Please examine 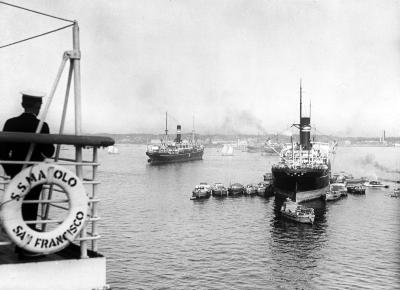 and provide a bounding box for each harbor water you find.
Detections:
[97,145,400,289]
